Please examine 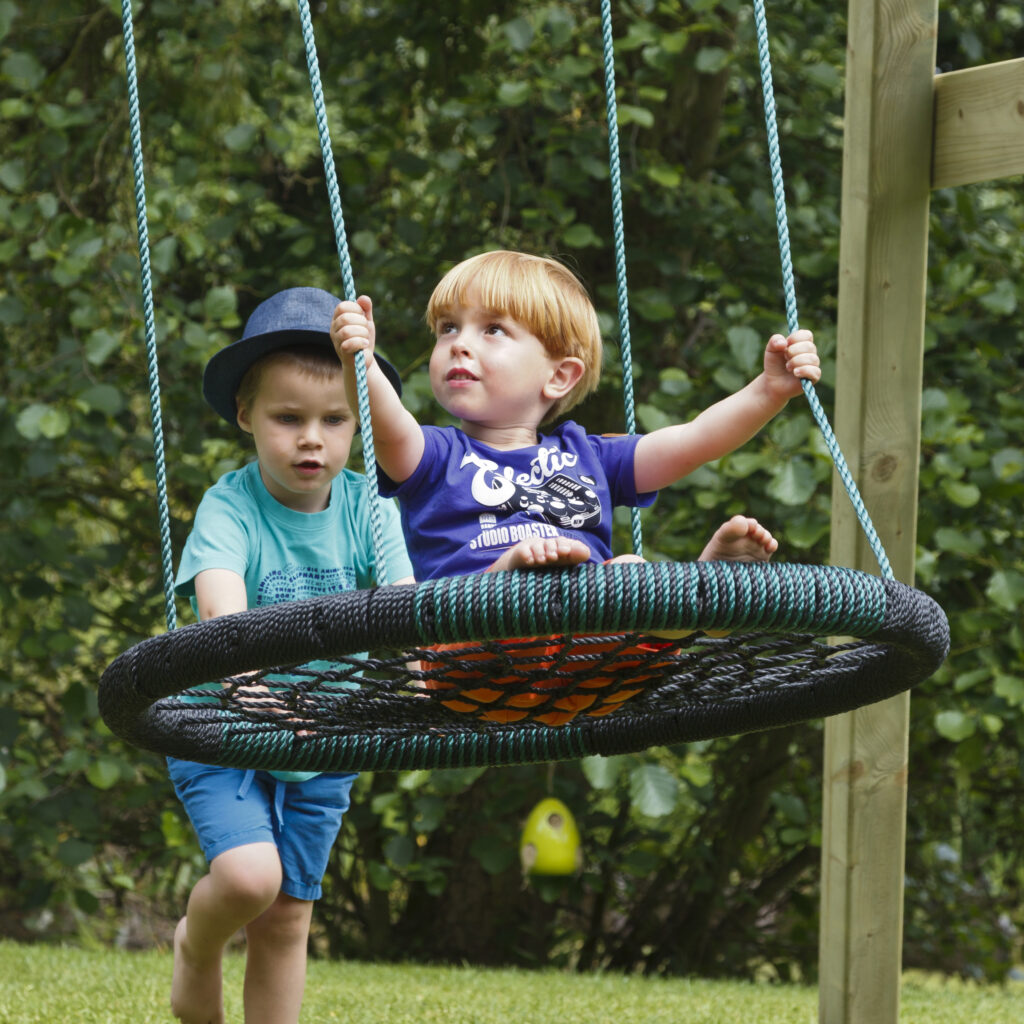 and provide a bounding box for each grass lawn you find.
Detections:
[0,940,1021,1023]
